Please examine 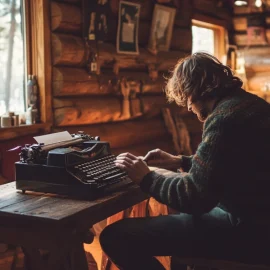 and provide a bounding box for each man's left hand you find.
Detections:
[114,152,150,185]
